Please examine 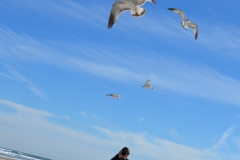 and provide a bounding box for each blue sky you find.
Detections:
[0,0,240,160]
